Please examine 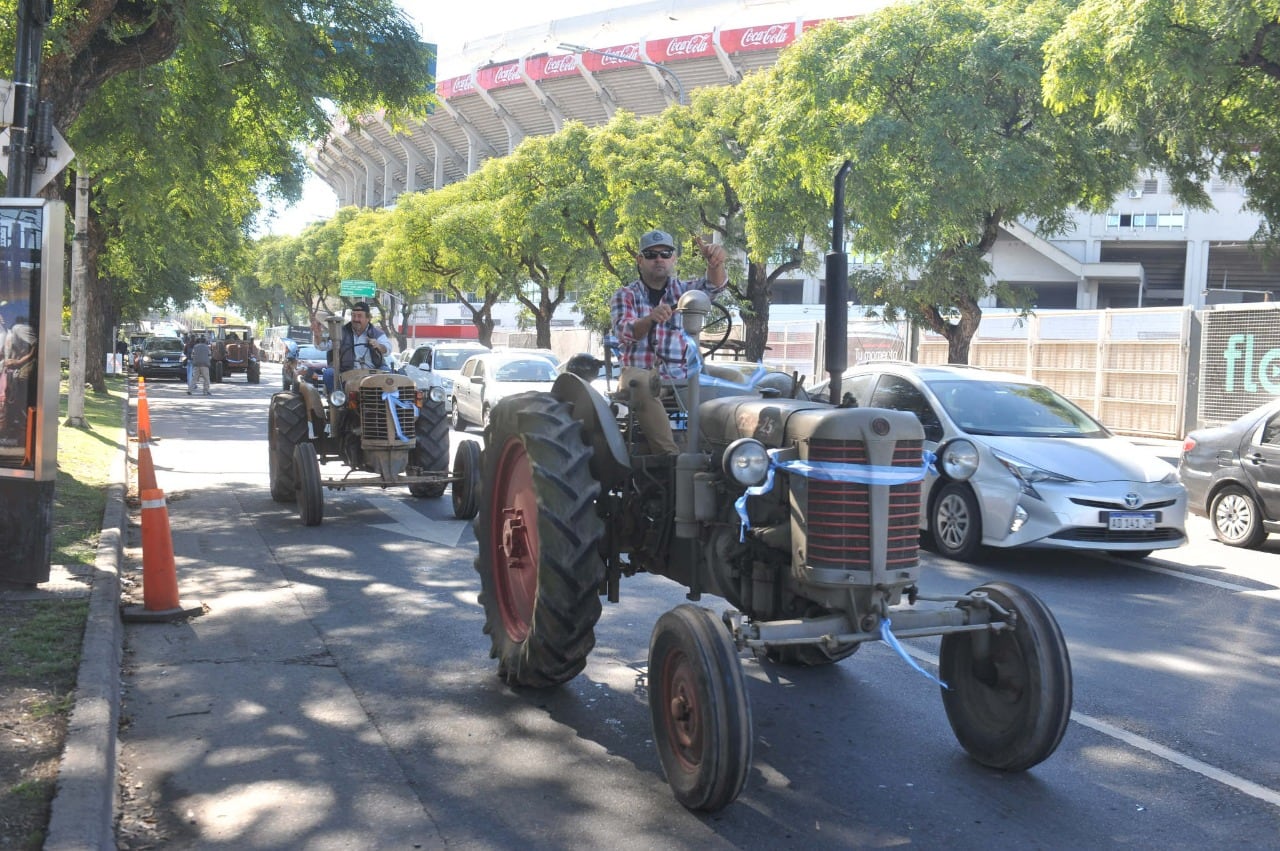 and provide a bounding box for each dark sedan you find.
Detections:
[136,337,187,381]
[1179,398,1280,547]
